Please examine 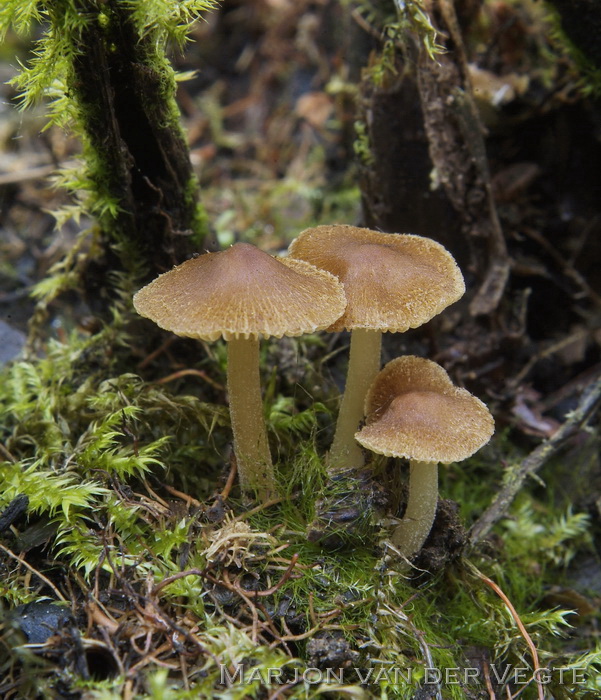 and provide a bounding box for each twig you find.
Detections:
[245,554,299,597]
[126,642,180,674]
[95,624,126,678]
[0,542,67,602]
[220,453,238,500]
[350,8,383,39]
[539,363,601,413]
[151,567,207,597]
[317,610,342,623]
[230,496,284,522]
[483,659,497,699]
[507,328,592,391]
[153,561,298,649]
[162,483,201,508]
[272,623,360,645]
[0,442,17,463]
[469,371,601,545]
[222,569,260,642]
[153,553,299,600]
[140,479,170,509]
[224,554,298,598]
[88,600,120,634]
[473,567,544,700]
[155,368,225,391]
[251,598,293,653]
[136,336,176,370]
[180,654,190,692]
[521,224,601,308]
